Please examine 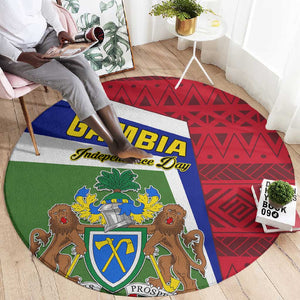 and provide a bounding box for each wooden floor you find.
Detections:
[0,38,299,300]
